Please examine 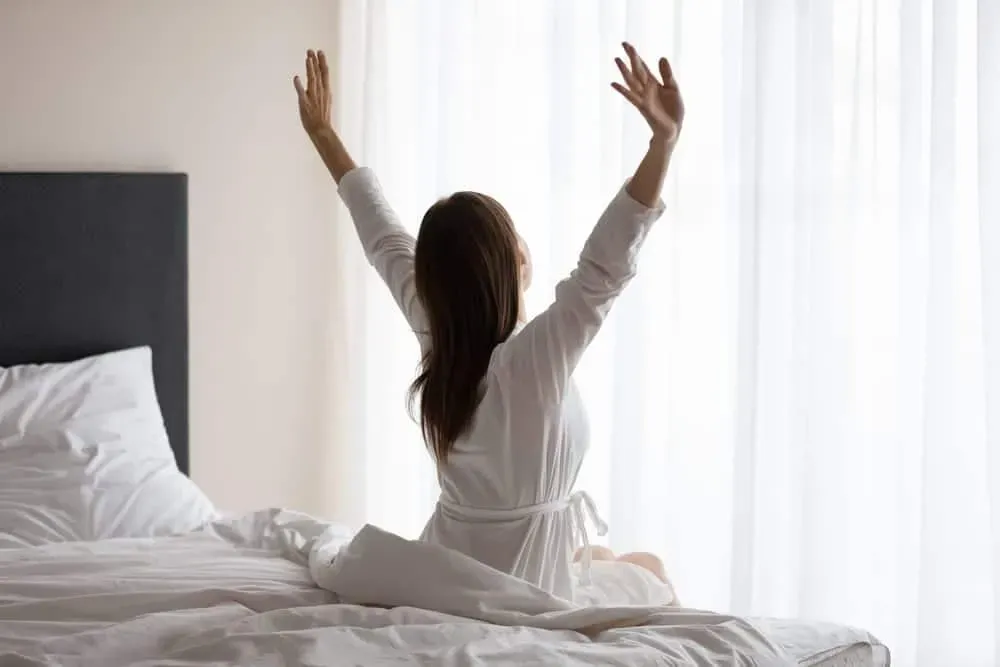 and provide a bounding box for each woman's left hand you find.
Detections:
[612,42,684,145]
[294,49,332,137]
